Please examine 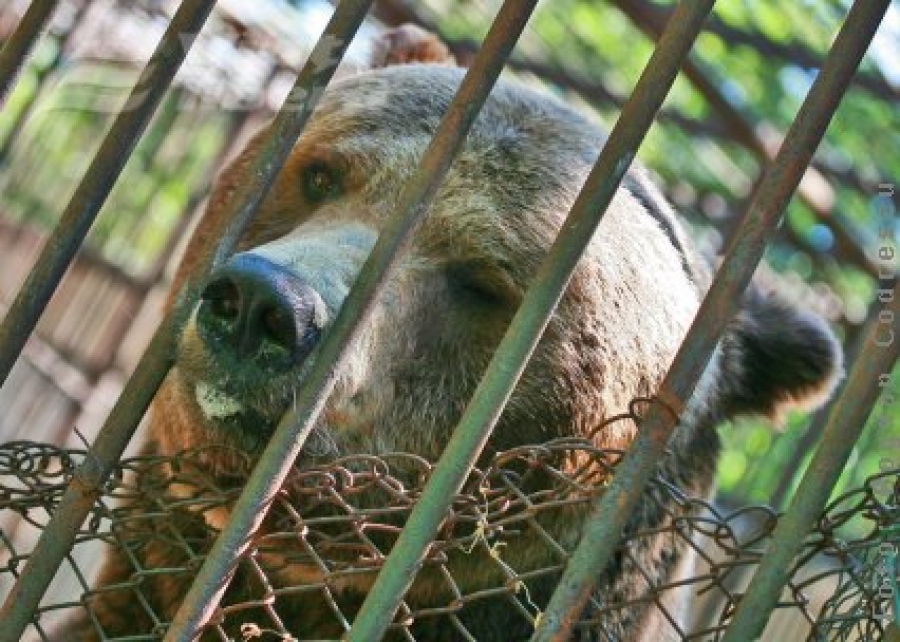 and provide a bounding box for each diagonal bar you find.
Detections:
[0,0,216,388]
[163,2,541,639]
[0,0,60,103]
[721,282,898,641]
[532,1,890,639]
[0,0,376,638]
[346,1,717,639]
